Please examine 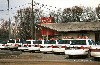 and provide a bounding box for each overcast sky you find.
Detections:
[36,0,100,8]
[0,0,100,21]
